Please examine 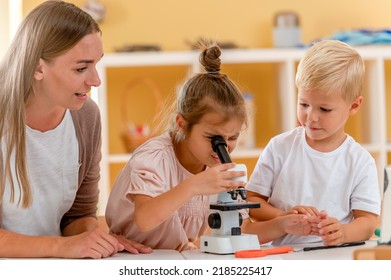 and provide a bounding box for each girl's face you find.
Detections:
[297,89,362,152]
[176,111,243,174]
[32,32,103,111]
